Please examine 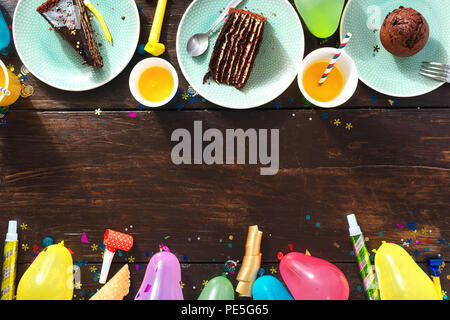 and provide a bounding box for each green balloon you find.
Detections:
[198,276,235,300]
